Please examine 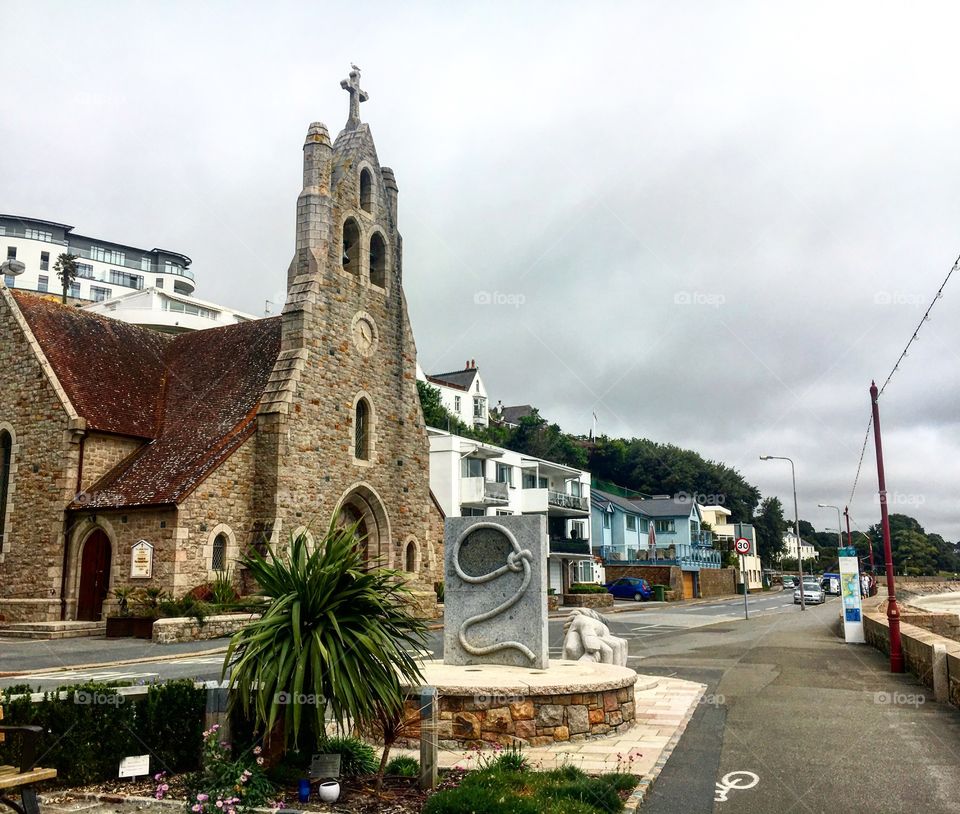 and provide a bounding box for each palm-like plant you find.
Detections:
[223,519,427,750]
